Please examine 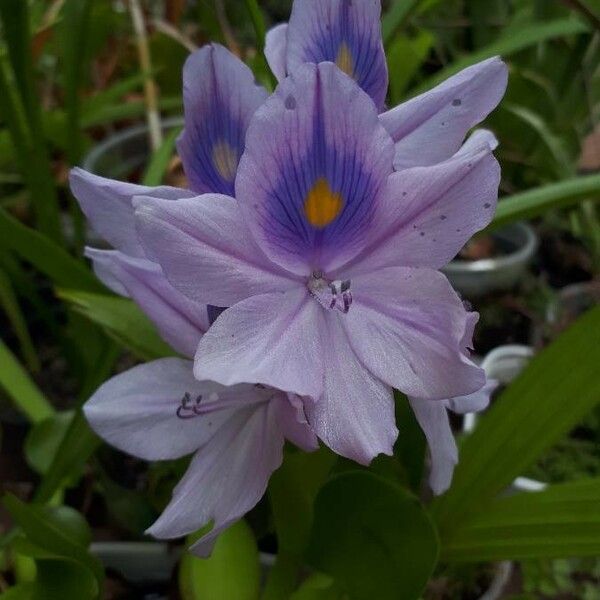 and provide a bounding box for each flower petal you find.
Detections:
[343,142,499,273]
[85,249,209,358]
[236,62,394,275]
[84,358,248,461]
[135,194,298,306]
[379,57,507,169]
[194,287,324,399]
[305,314,397,464]
[147,400,284,557]
[265,23,288,81]
[446,378,497,414]
[408,396,457,495]
[178,44,268,195]
[286,0,387,109]
[346,267,486,400]
[277,394,319,452]
[69,168,194,257]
